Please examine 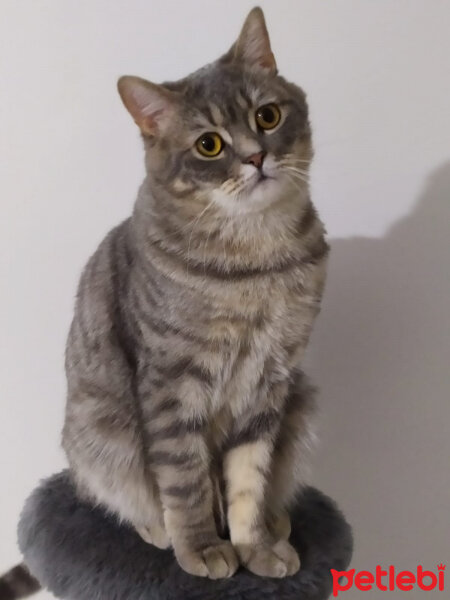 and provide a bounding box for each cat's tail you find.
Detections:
[0,564,41,599]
